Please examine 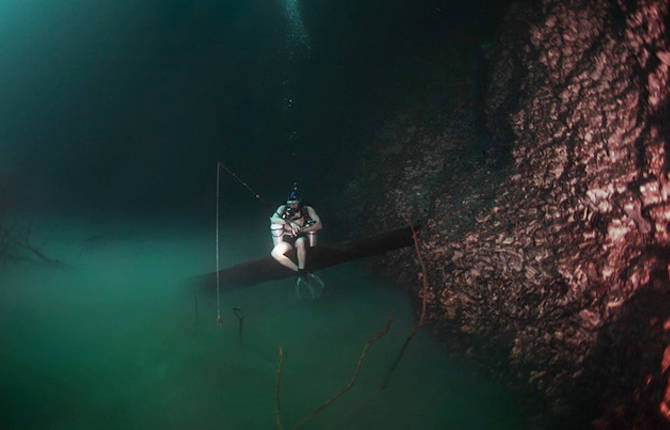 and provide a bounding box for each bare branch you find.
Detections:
[292,312,394,430]
[380,214,429,390]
